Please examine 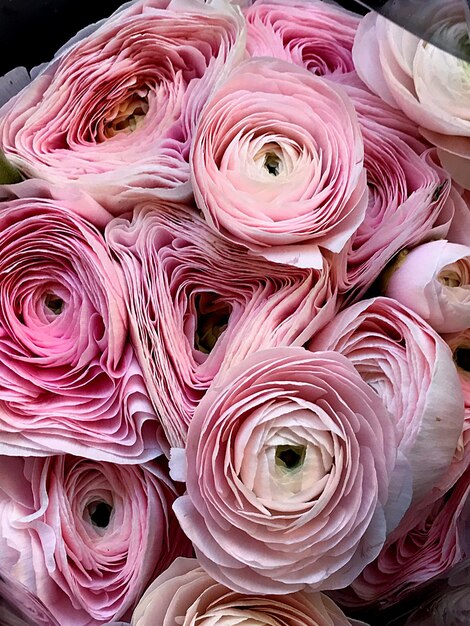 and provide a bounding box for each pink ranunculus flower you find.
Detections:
[114,557,365,626]
[385,240,470,333]
[0,0,245,217]
[245,0,359,76]
[0,455,191,626]
[309,297,465,503]
[191,58,367,269]
[335,79,464,298]
[353,3,470,190]
[338,464,470,608]
[0,182,163,462]
[106,203,338,449]
[173,347,412,594]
